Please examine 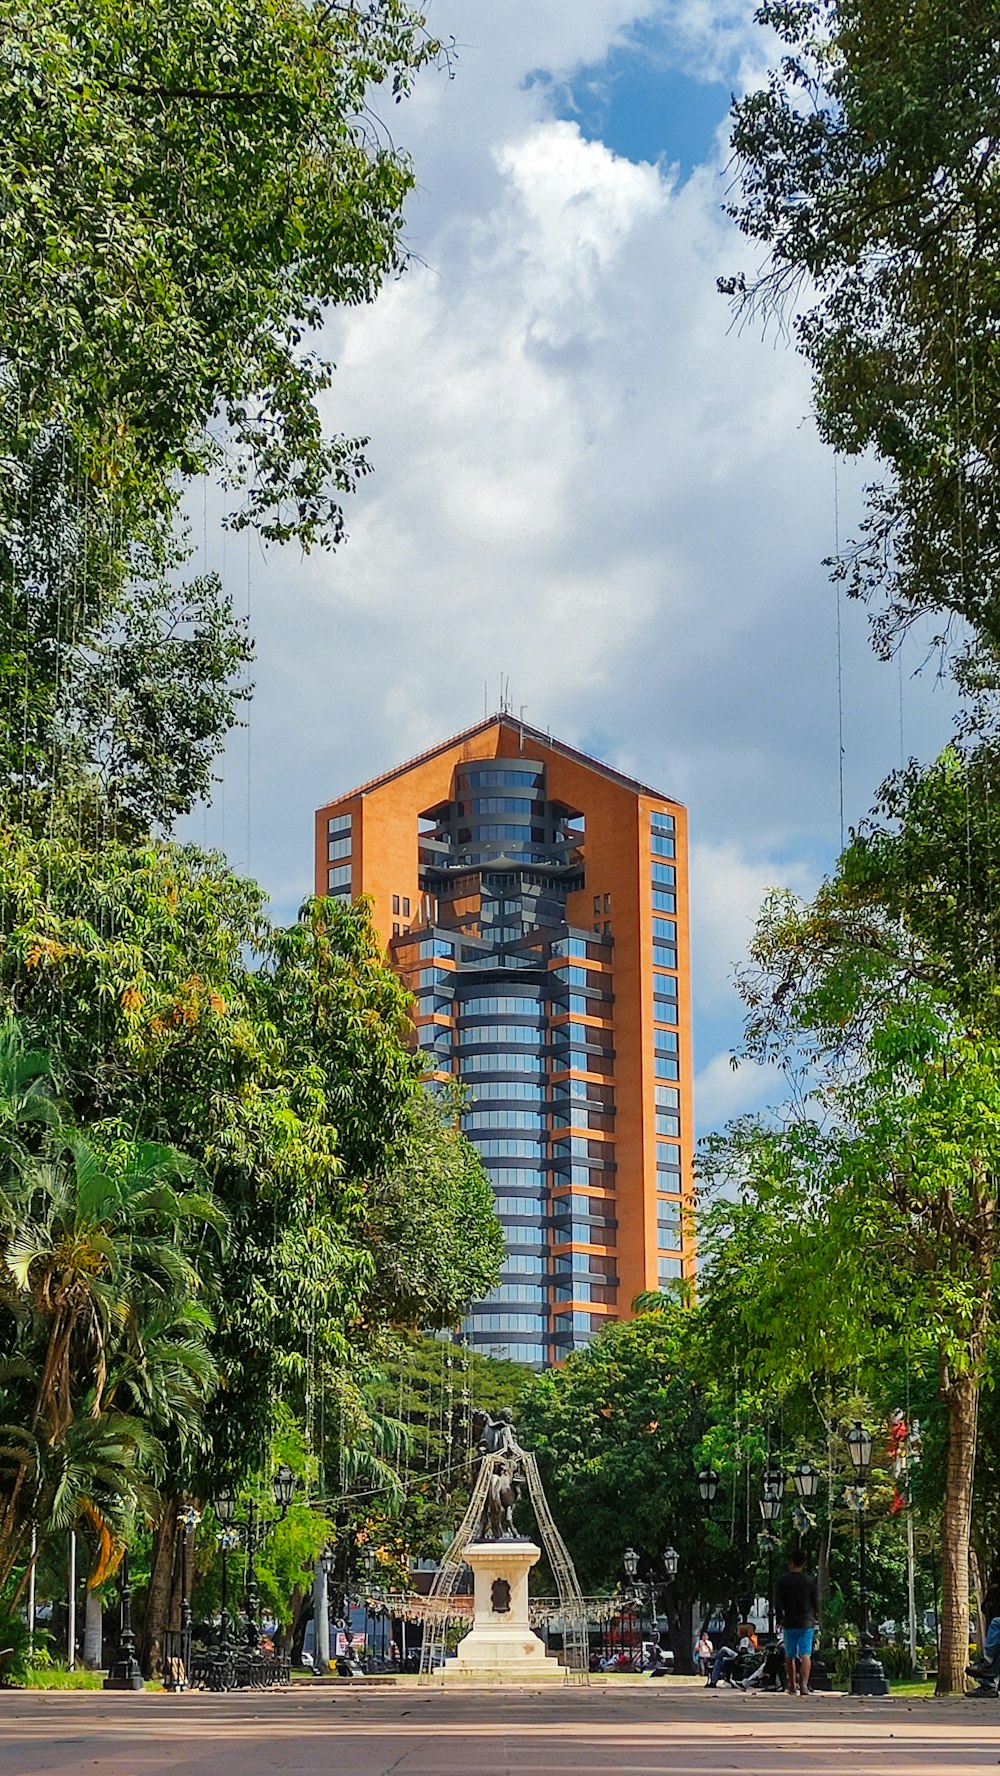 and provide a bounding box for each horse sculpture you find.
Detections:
[471,1408,525,1541]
